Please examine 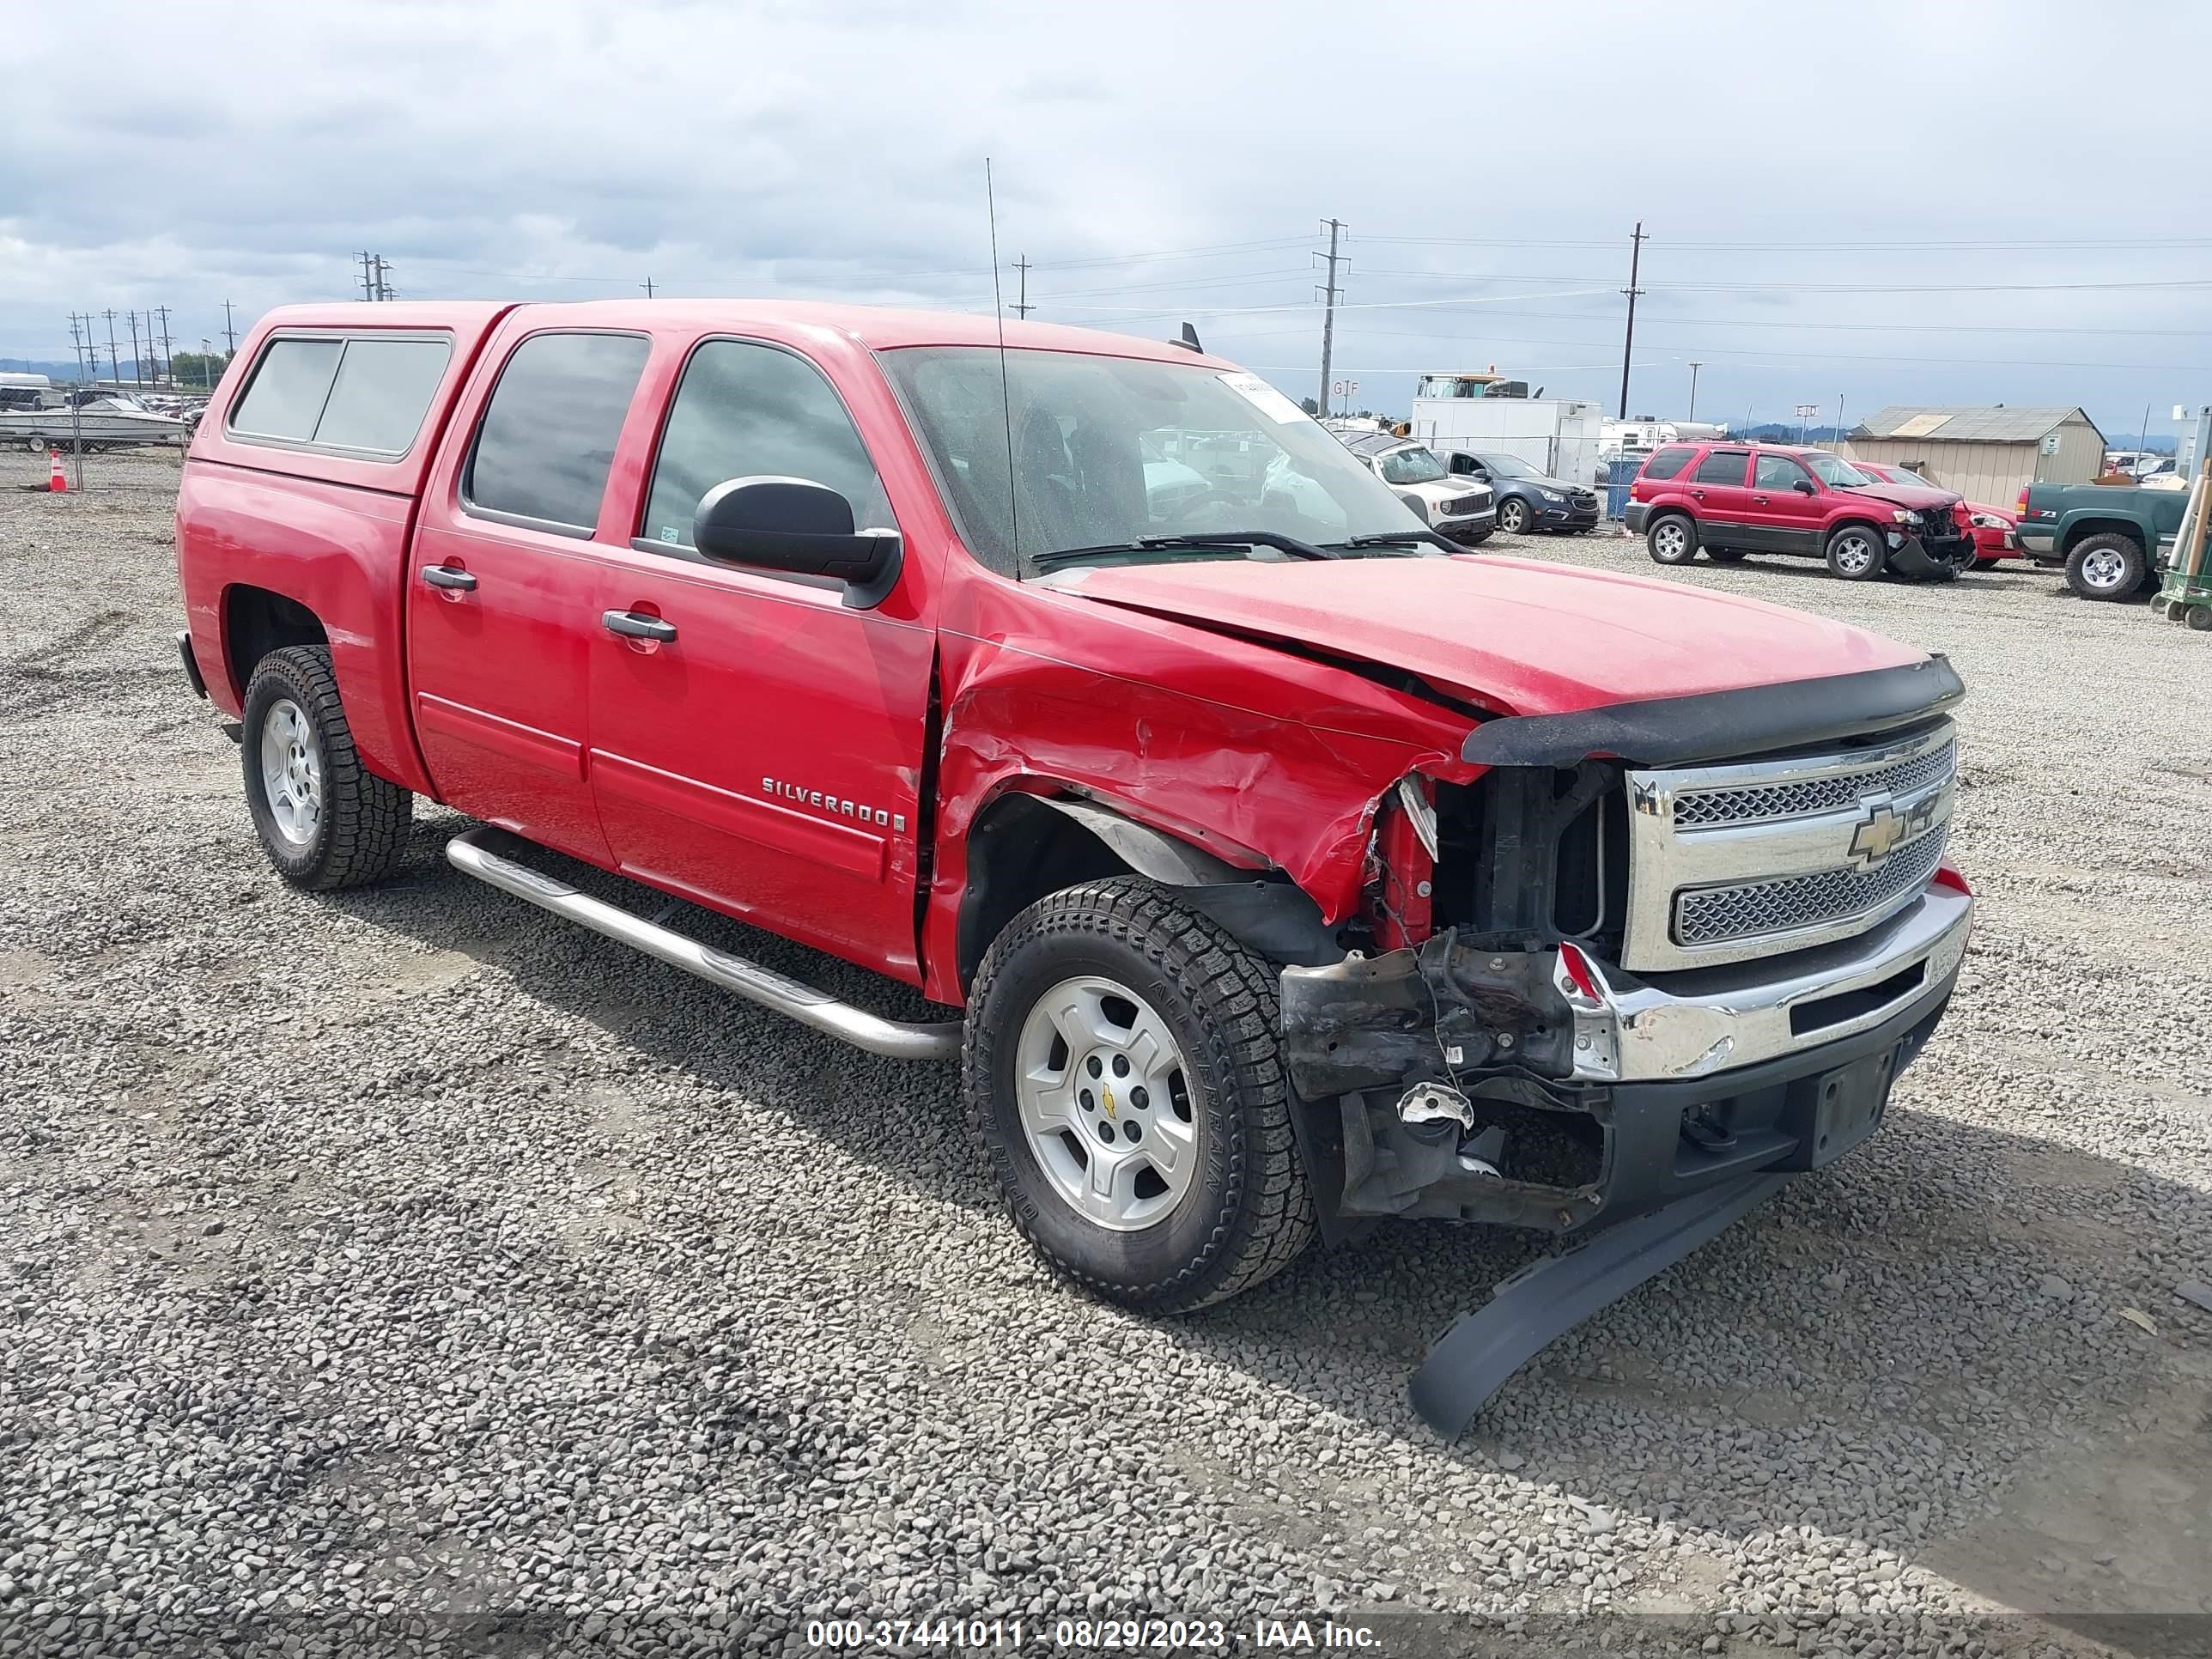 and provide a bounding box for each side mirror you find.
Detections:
[694,477,901,605]
[1792,478,1818,495]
